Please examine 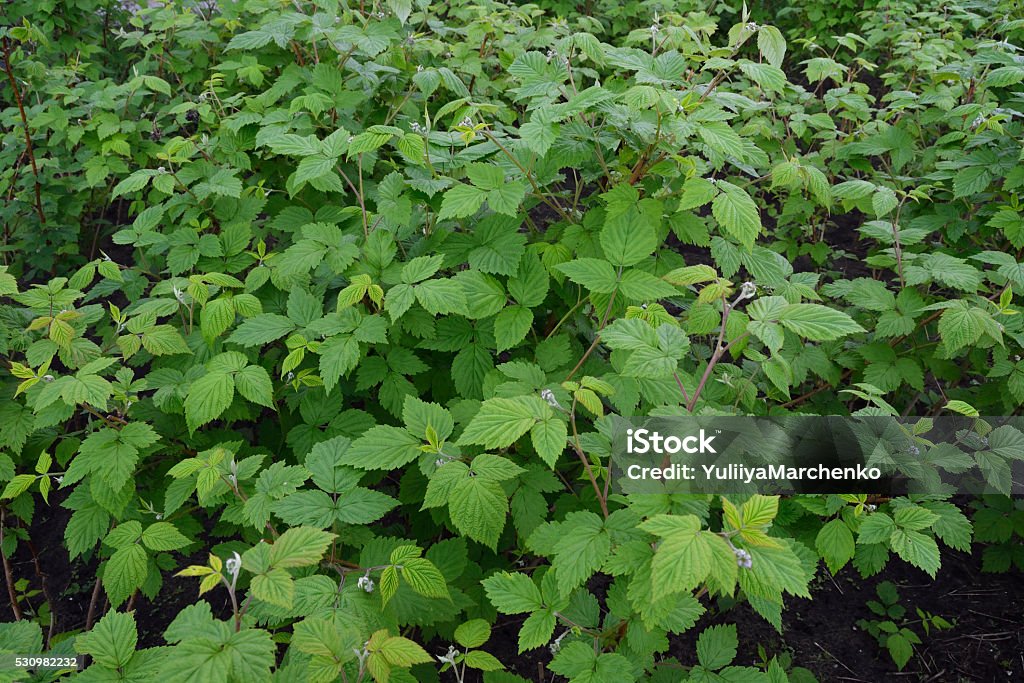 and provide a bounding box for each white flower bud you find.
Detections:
[540,388,562,409]
[437,645,460,665]
[225,552,242,579]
